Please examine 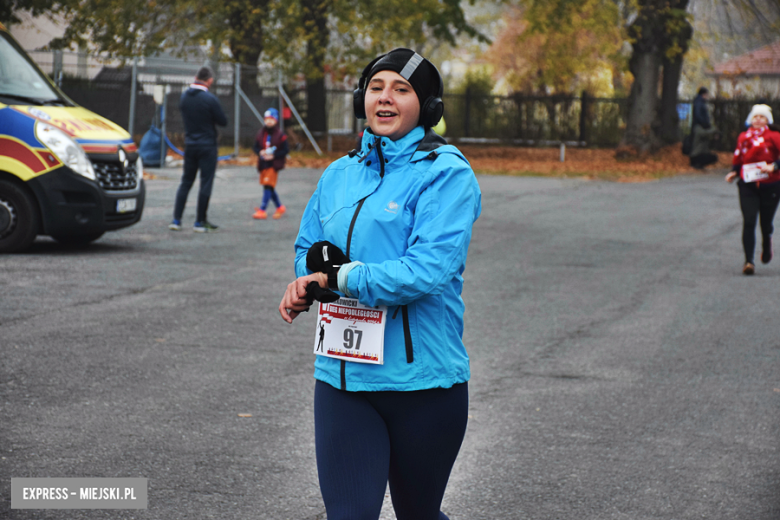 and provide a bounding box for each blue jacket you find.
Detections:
[294,126,482,392]
[179,84,228,147]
